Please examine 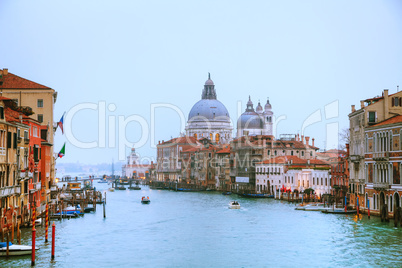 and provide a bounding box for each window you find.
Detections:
[274,150,277,156]
[301,151,304,157]
[291,151,294,156]
[38,114,43,123]
[0,106,3,119]
[37,99,43,108]
[368,112,376,123]
[267,150,270,156]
